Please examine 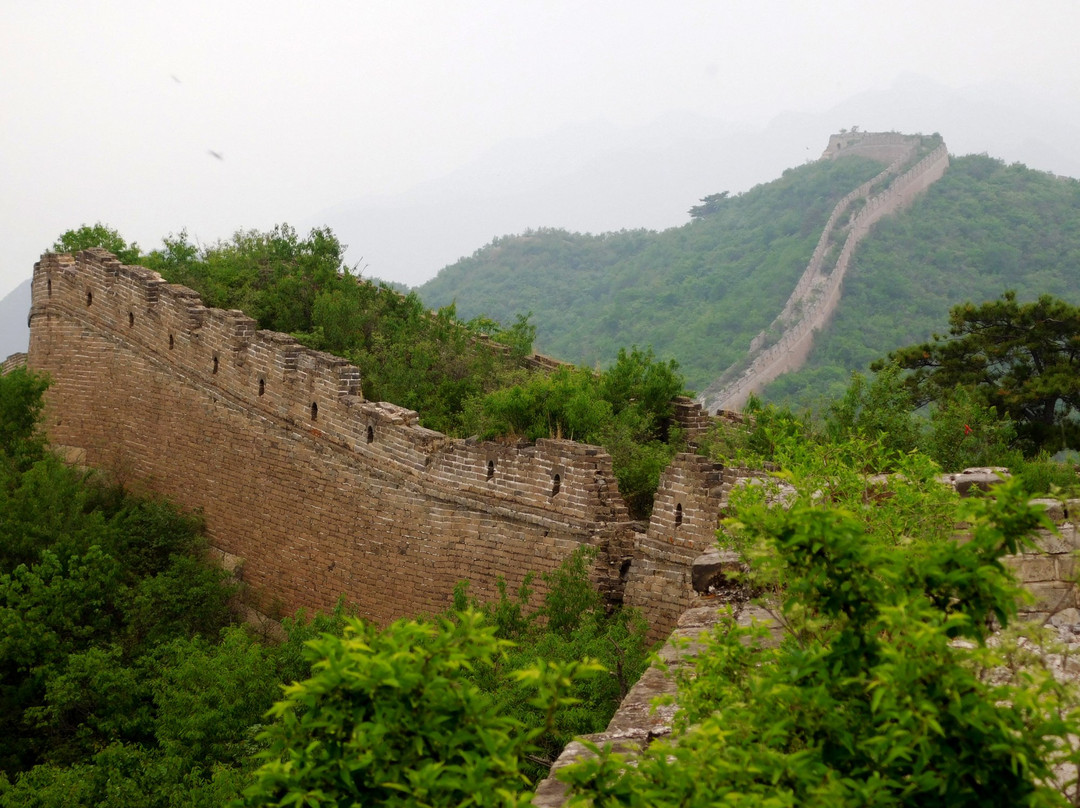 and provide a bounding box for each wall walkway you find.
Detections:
[699,134,950,413]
